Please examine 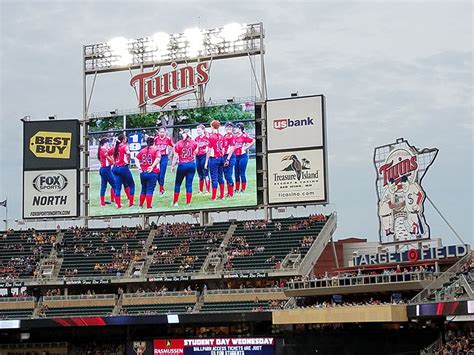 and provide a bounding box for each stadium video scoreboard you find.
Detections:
[21,95,328,220]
